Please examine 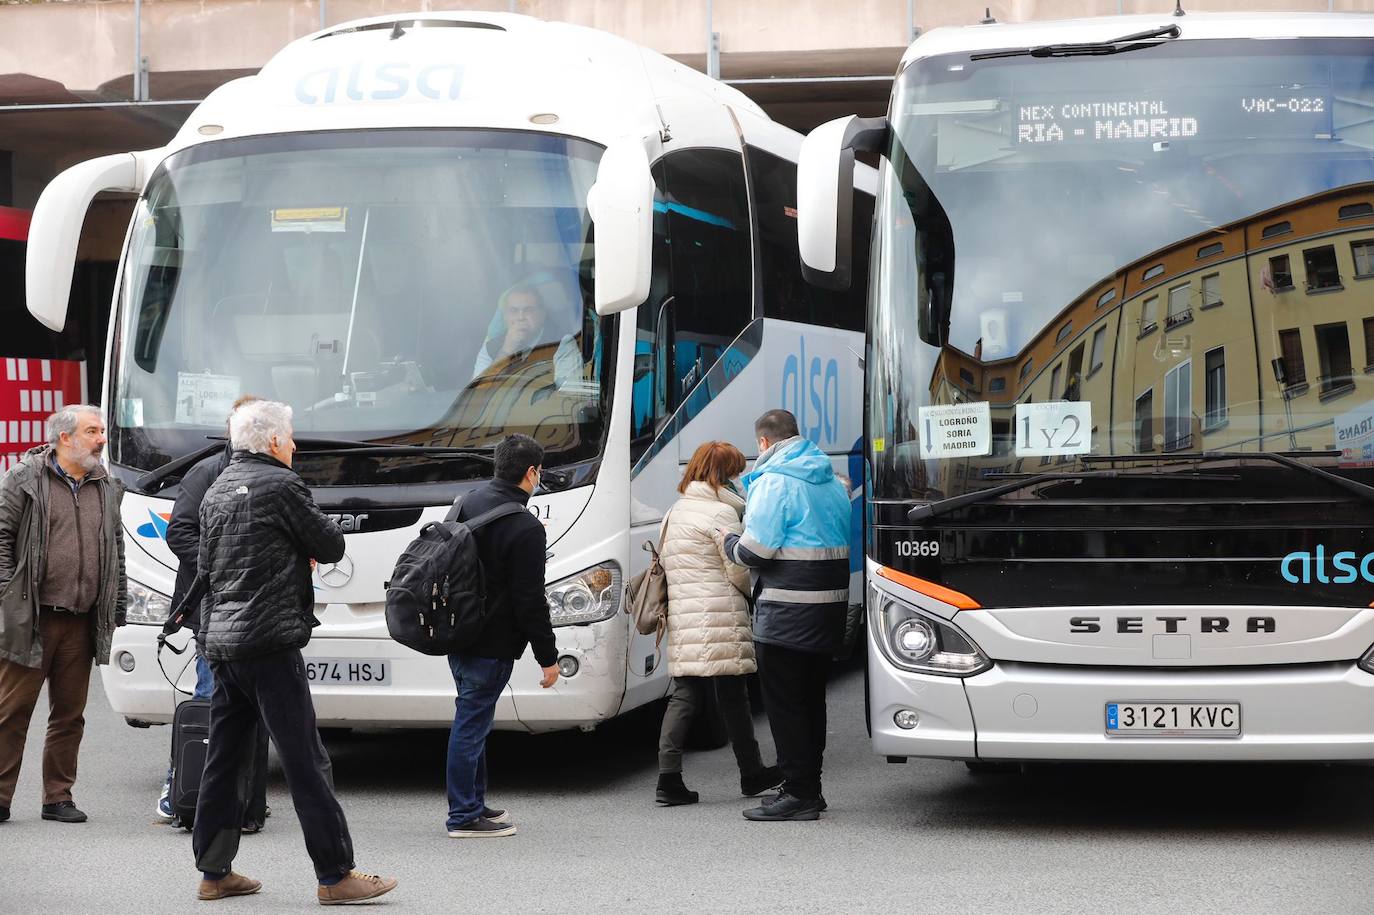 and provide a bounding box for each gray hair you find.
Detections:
[46,404,102,446]
[229,400,293,455]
